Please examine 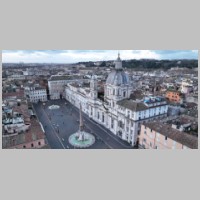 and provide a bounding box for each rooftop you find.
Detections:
[130,90,145,100]
[49,75,88,81]
[2,119,45,148]
[30,86,46,91]
[167,89,182,94]
[70,82,90,88]
[2,89,24,99]
[117,99,148,112]
[12,102,31,123]
[143,122,198,149]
